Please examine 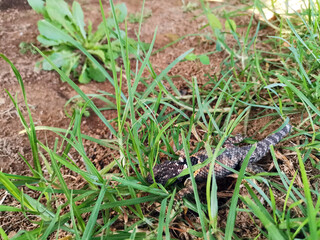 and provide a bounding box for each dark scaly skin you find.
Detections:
[147,124,292,197]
